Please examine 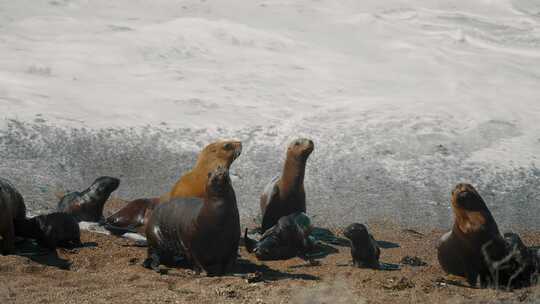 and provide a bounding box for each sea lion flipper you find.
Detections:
[244,228,257,253]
